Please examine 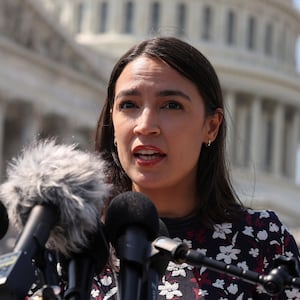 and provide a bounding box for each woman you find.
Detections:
[93,37,300,299]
